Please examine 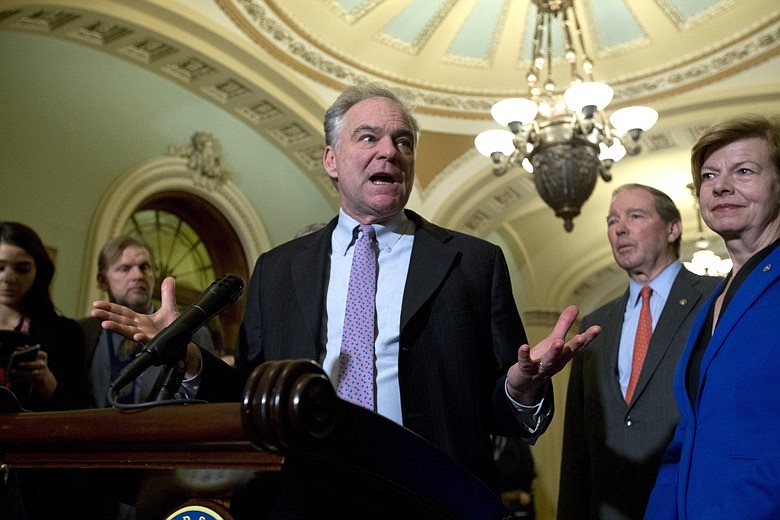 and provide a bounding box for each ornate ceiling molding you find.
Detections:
[217,0,780,117]
[0,2,337,206]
